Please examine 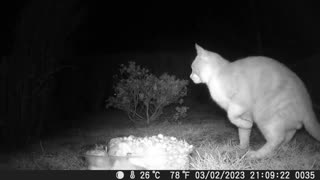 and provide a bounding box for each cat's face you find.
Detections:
[190,61,212,84]
[190,65,202,84]
[190,44,211,84]
[190,73,201,84]
[190,44,226,84]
